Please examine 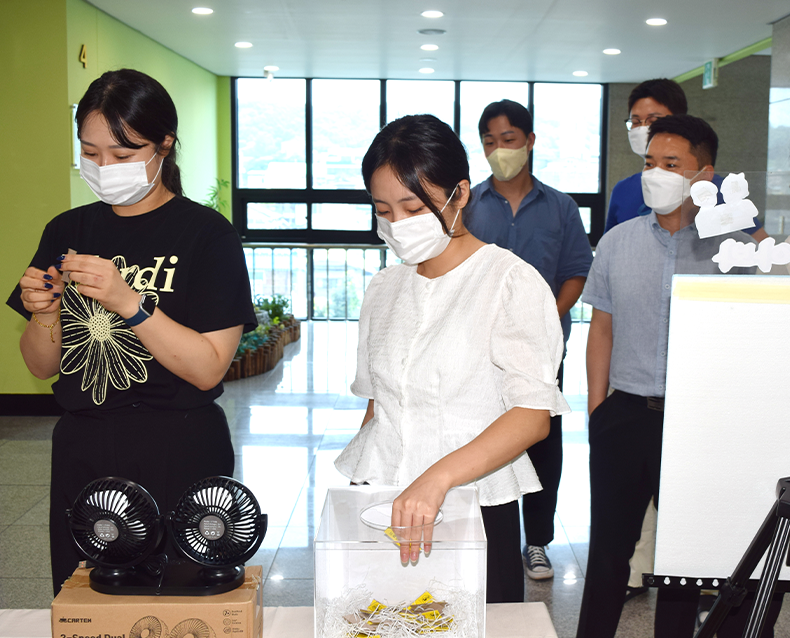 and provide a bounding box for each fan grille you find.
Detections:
[69,478,159,567]
[170,477,263,566]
